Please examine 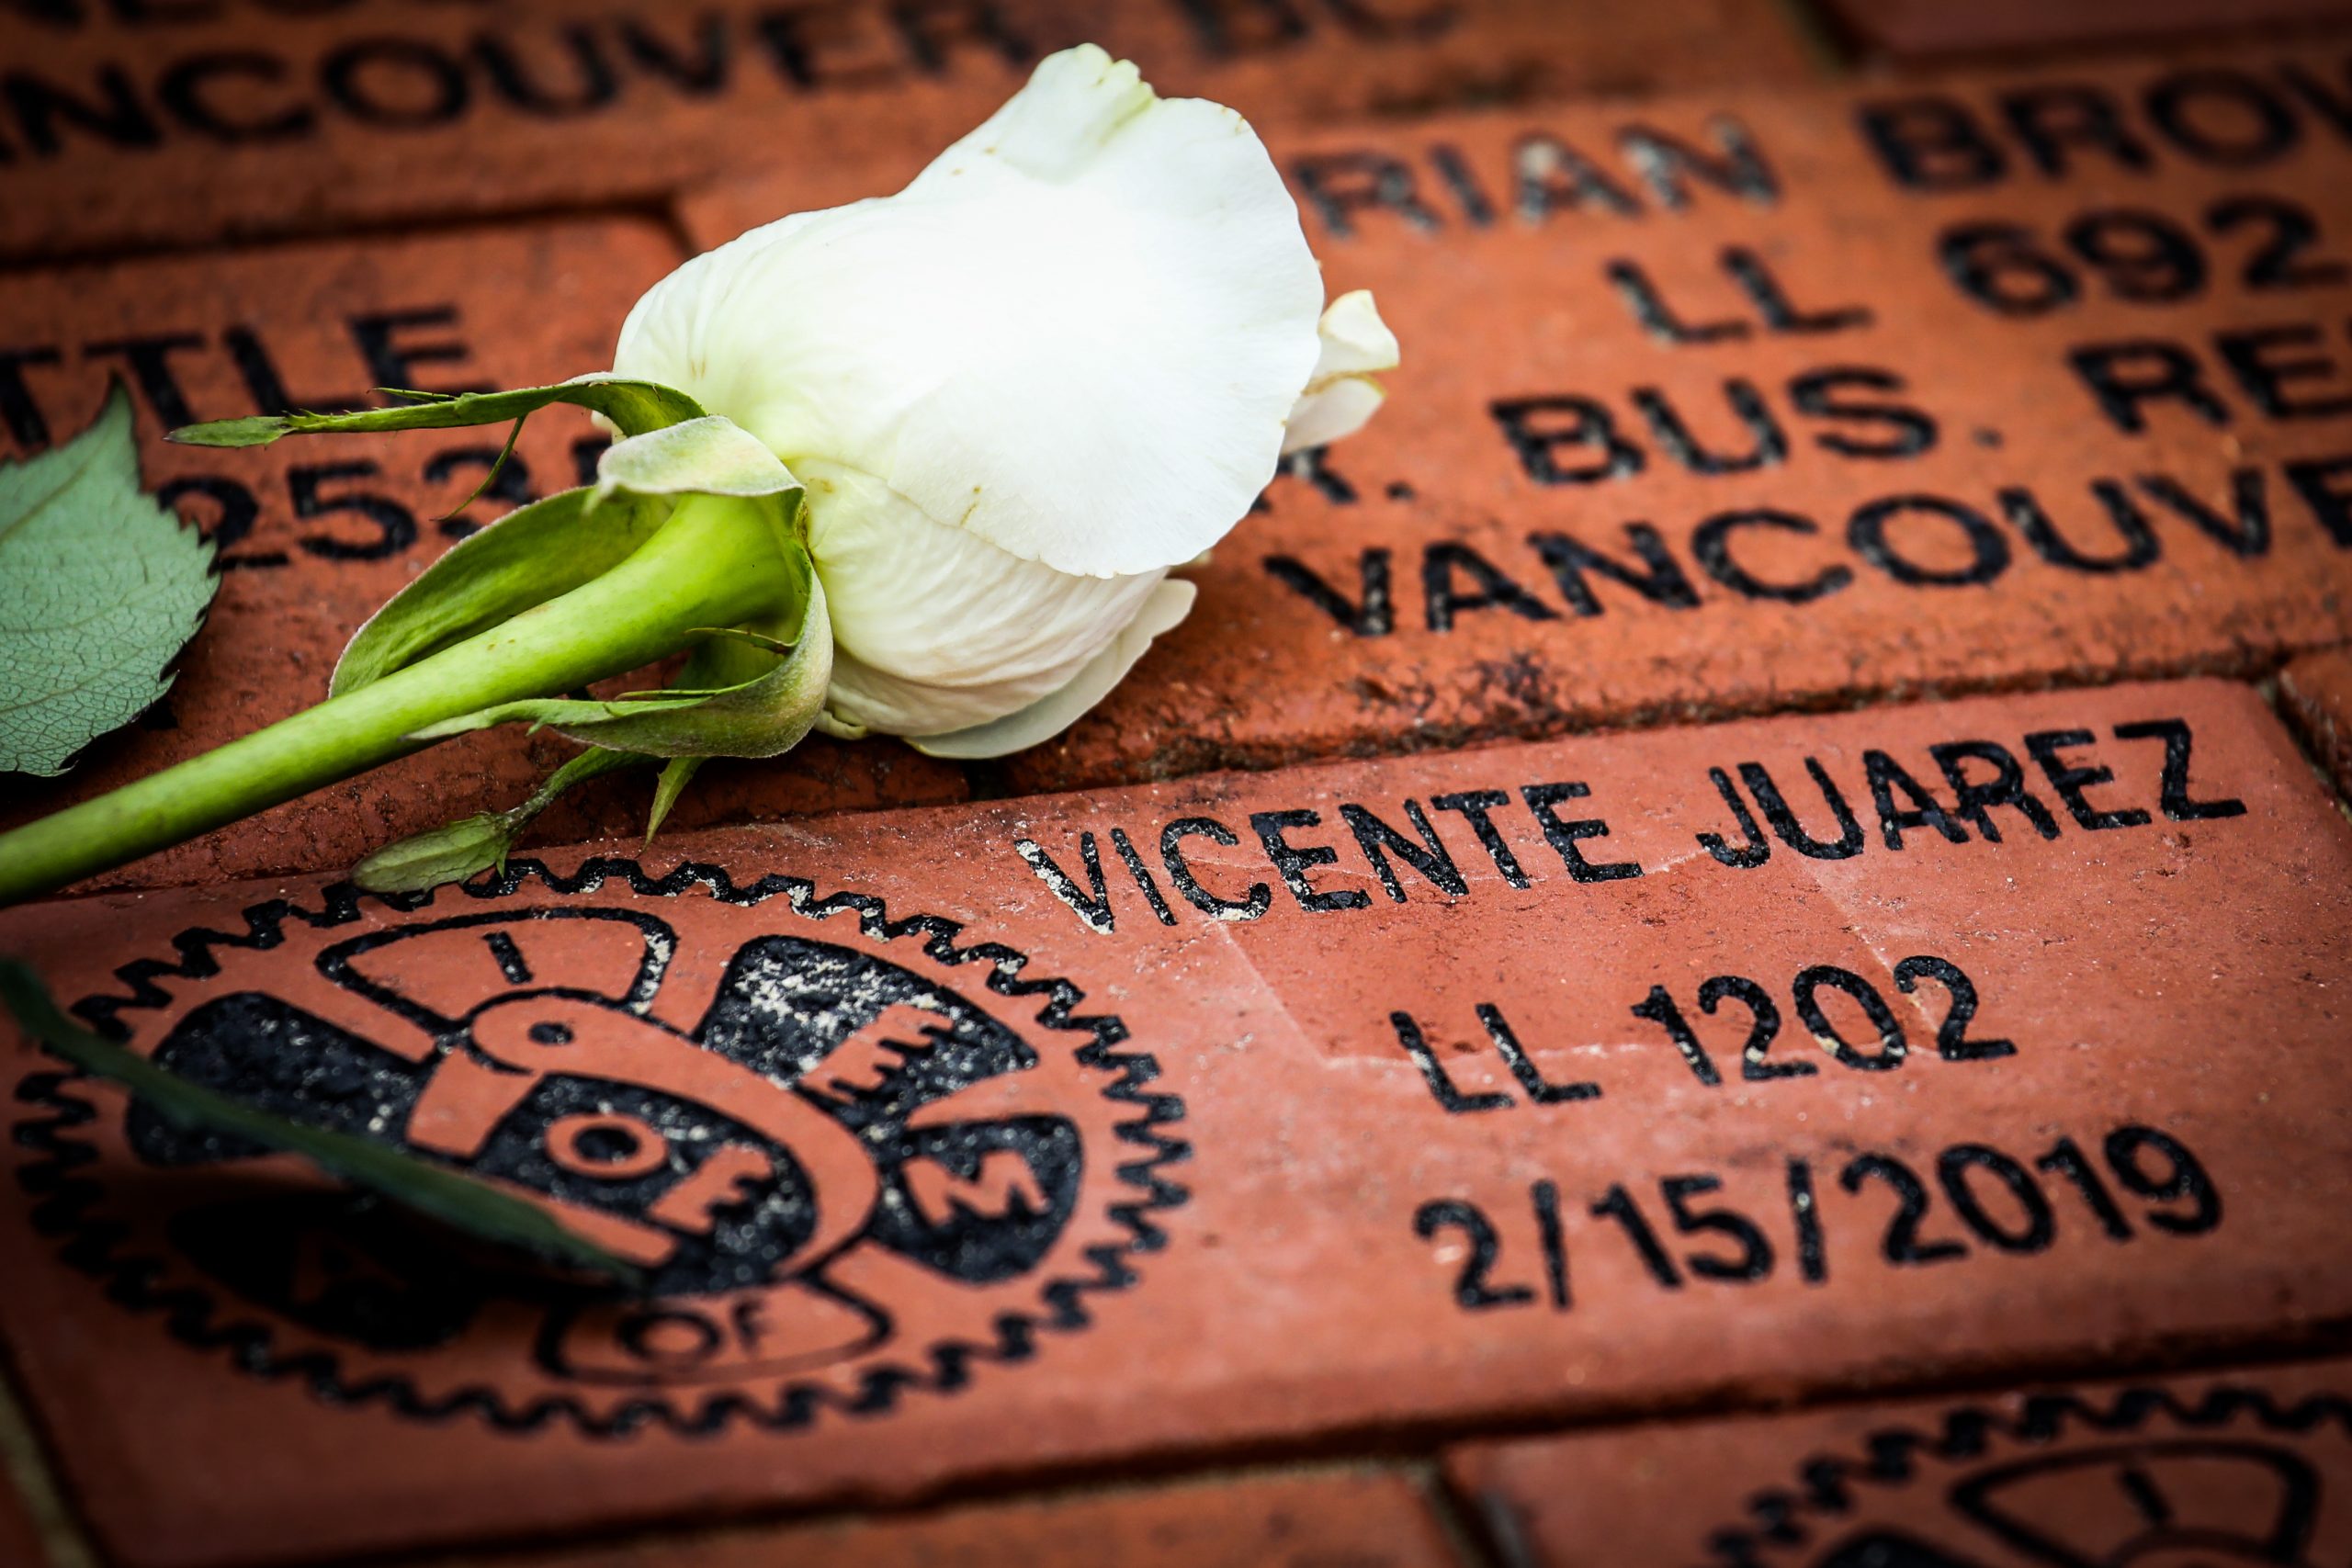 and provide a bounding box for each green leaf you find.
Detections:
[413,566,832,761]
[334,487,663,697]
[351,745,650,895]
[168,374,706,449]
[0,958,639,1284]
[0,386,218,777]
